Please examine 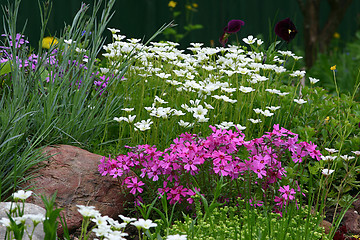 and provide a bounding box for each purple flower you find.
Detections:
[274,18,298,43]
[219,19,245,47]
[224,20,245,34]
